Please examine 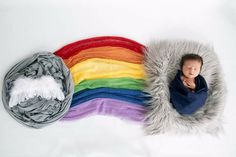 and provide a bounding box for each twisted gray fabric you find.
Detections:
[2,52,74,128]
[144,40,226,135]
